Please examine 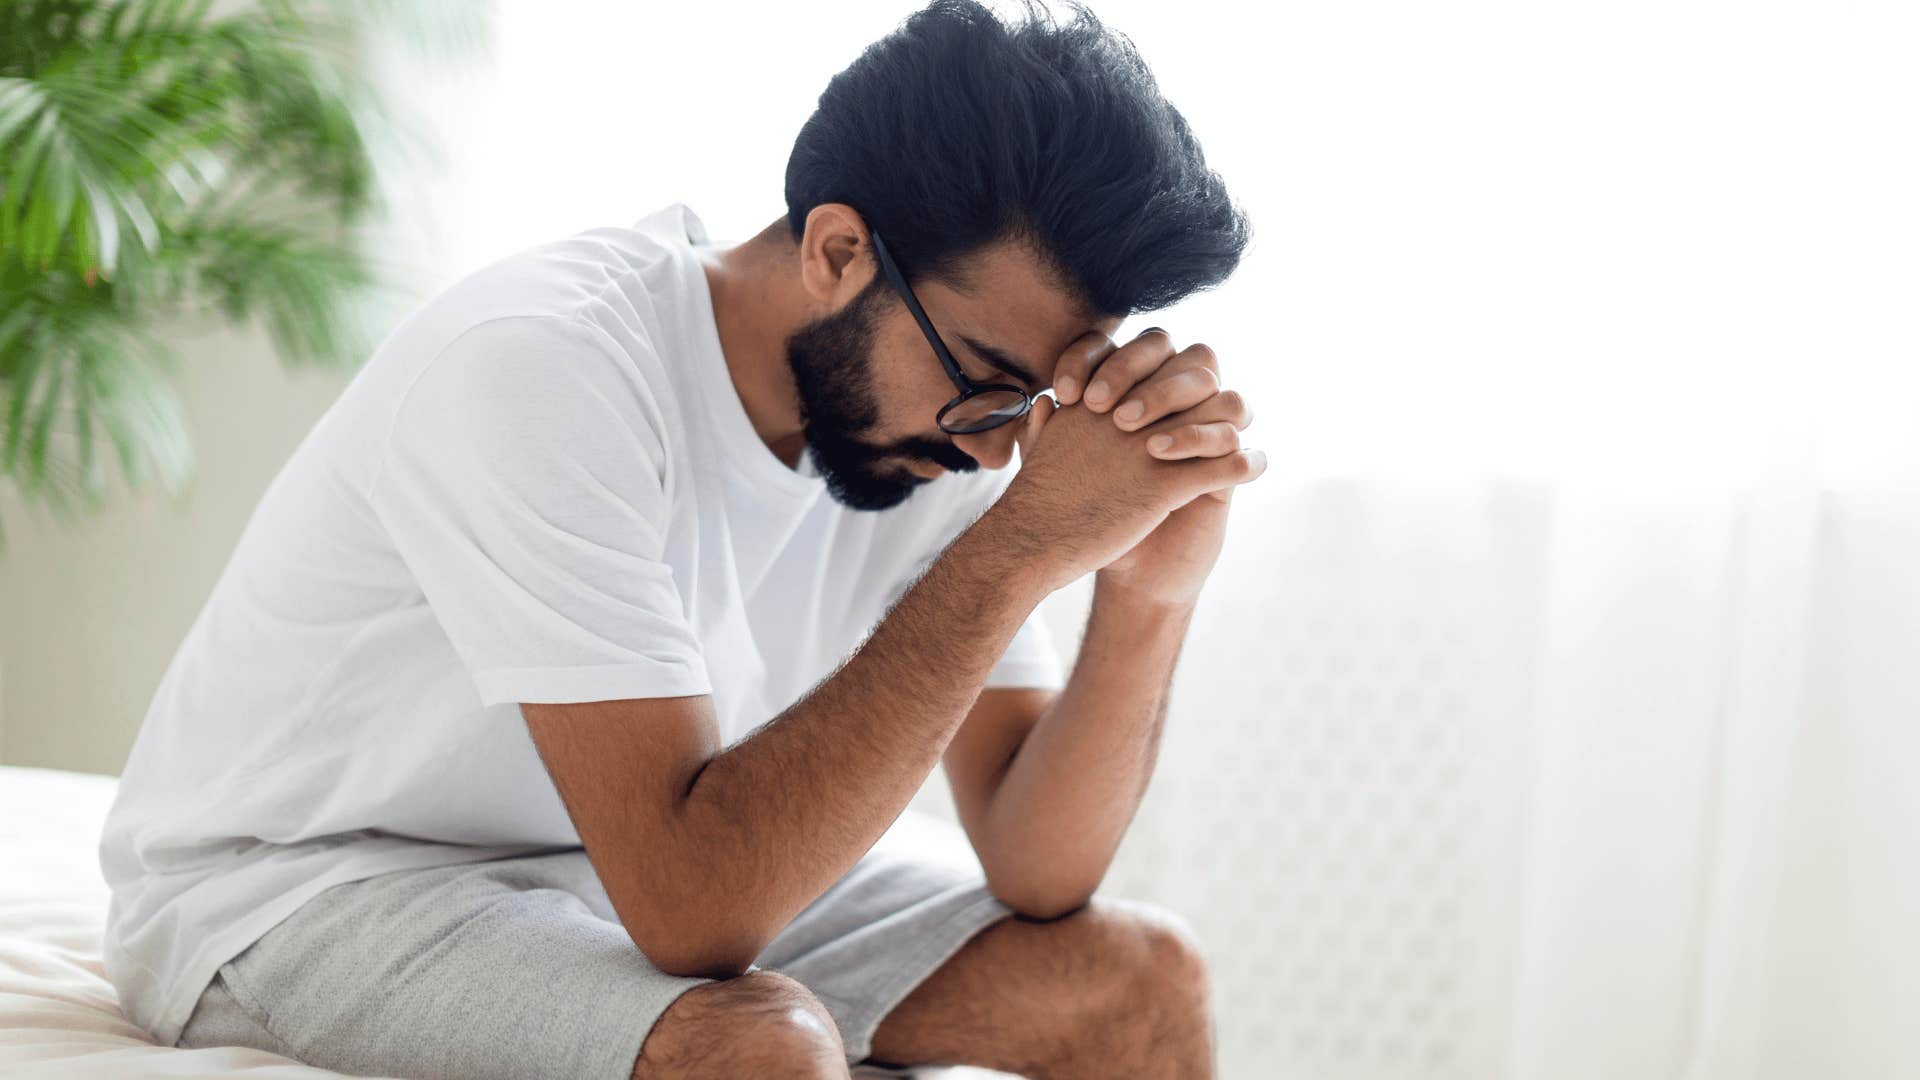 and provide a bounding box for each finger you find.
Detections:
[1082,327,1174,414]
[1166,447,1268,502]
[1112,361,1221,432]
[1051,331,1117,407]
[1140,387,1253,435]
[1015,392,1055,462]
[1145,420,1241,460]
